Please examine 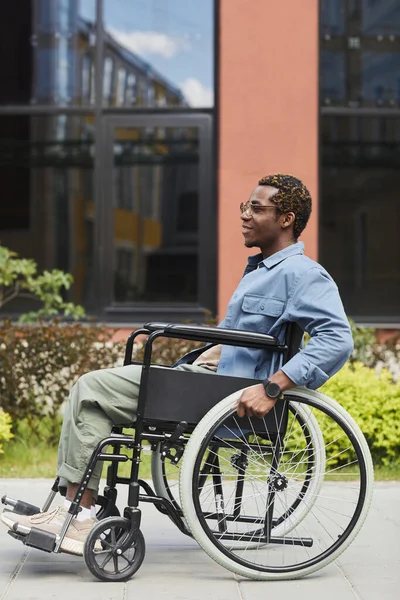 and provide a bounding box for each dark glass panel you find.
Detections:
[0,0,96,106]
[0,114,96,313]
[320,115,400,318]
[321,0,400,108]
[111,125,199,303]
